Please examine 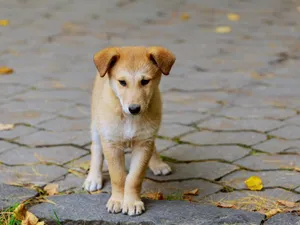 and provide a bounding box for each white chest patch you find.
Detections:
[123,117,137,139]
